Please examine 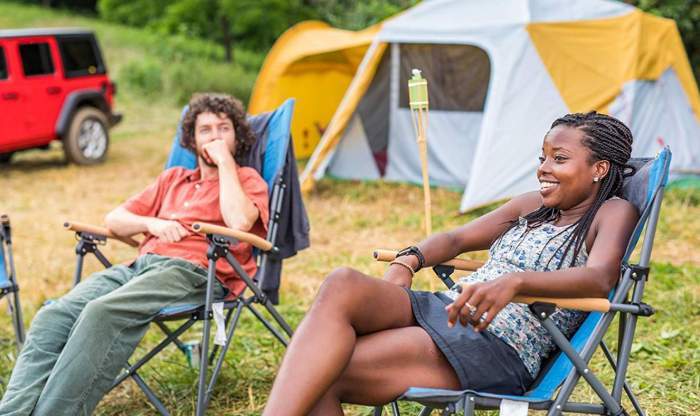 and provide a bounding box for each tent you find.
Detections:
[249,21,379,158]
[253,0,700,212]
